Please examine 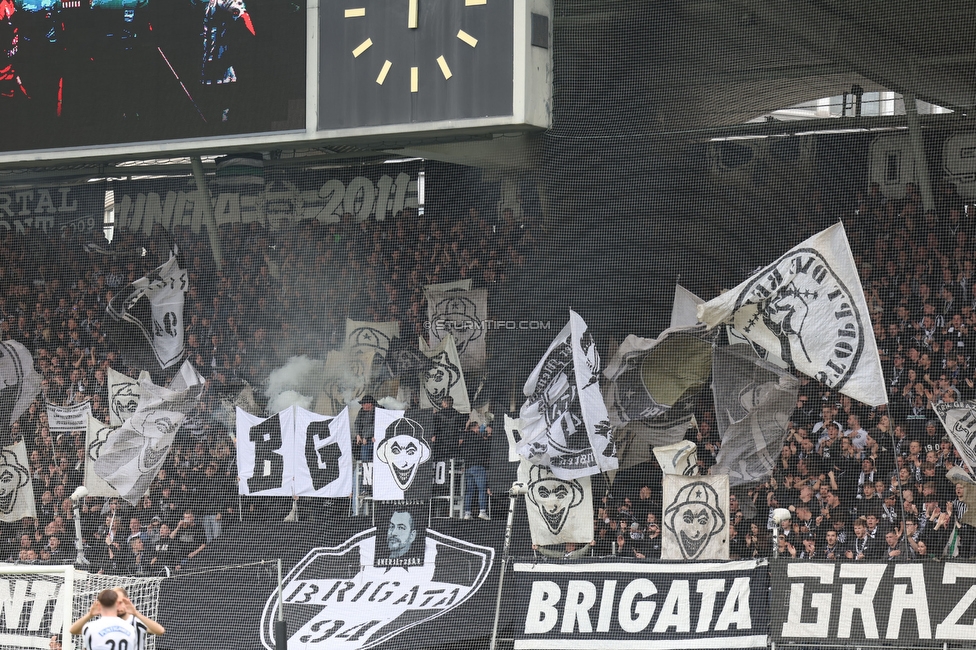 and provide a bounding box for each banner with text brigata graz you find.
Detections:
[508,559,770,649]
[770,560,976,646]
